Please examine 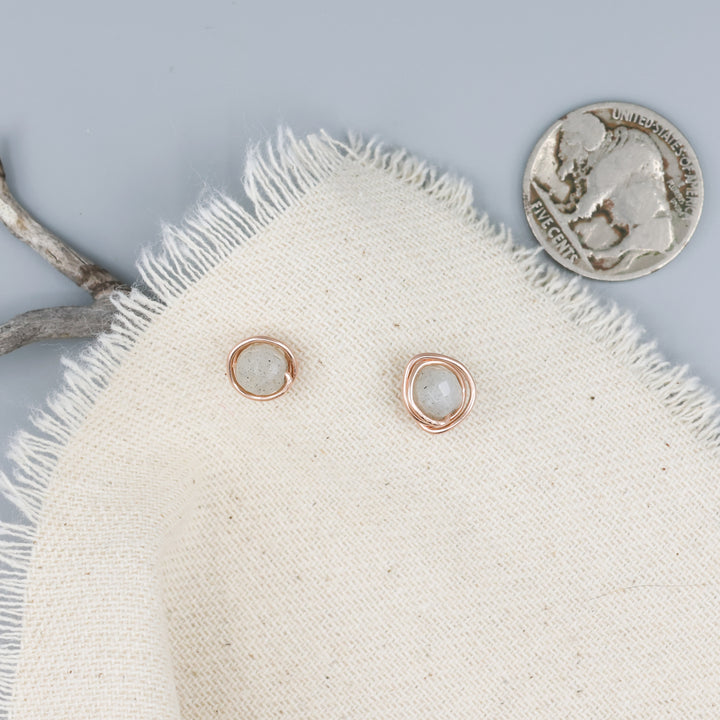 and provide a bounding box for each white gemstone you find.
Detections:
[234,343,289,396]
[412,364,463,421]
